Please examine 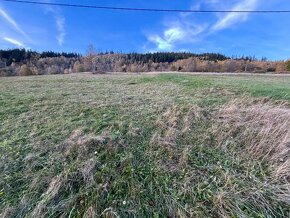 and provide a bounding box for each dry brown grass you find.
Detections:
[83,206,97,218]
[150,105,205,173]
[0,207,15,218]
[216,97,290,180]
[152,105,205,147]
[62,129,106,159]
[44,129,110,204]
[3,128,117,218]
[212,97,290,217]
